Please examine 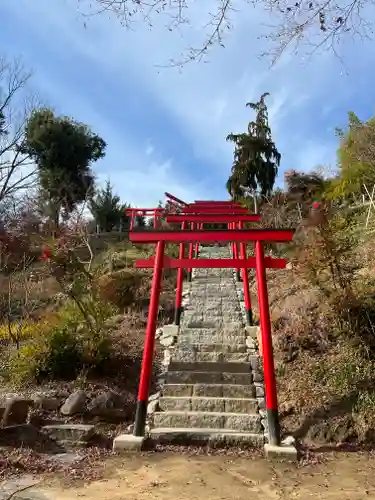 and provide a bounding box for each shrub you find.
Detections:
[8,343,45,385]
[0,319,52,342]
[291,203,375,347]
[80,329,112,374]
[0,293,23,321]
[8,325,81,383]
[5,299,116,384]
[37,326,82,380]
[8,323,112,384]
[96,269,150,310]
